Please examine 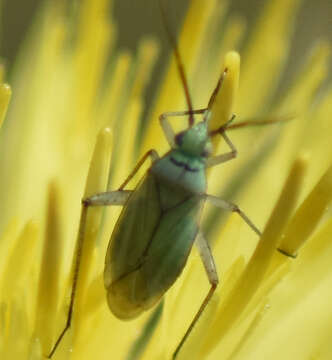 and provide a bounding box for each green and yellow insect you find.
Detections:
[49,15,265,360]
[49,87,261,359]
